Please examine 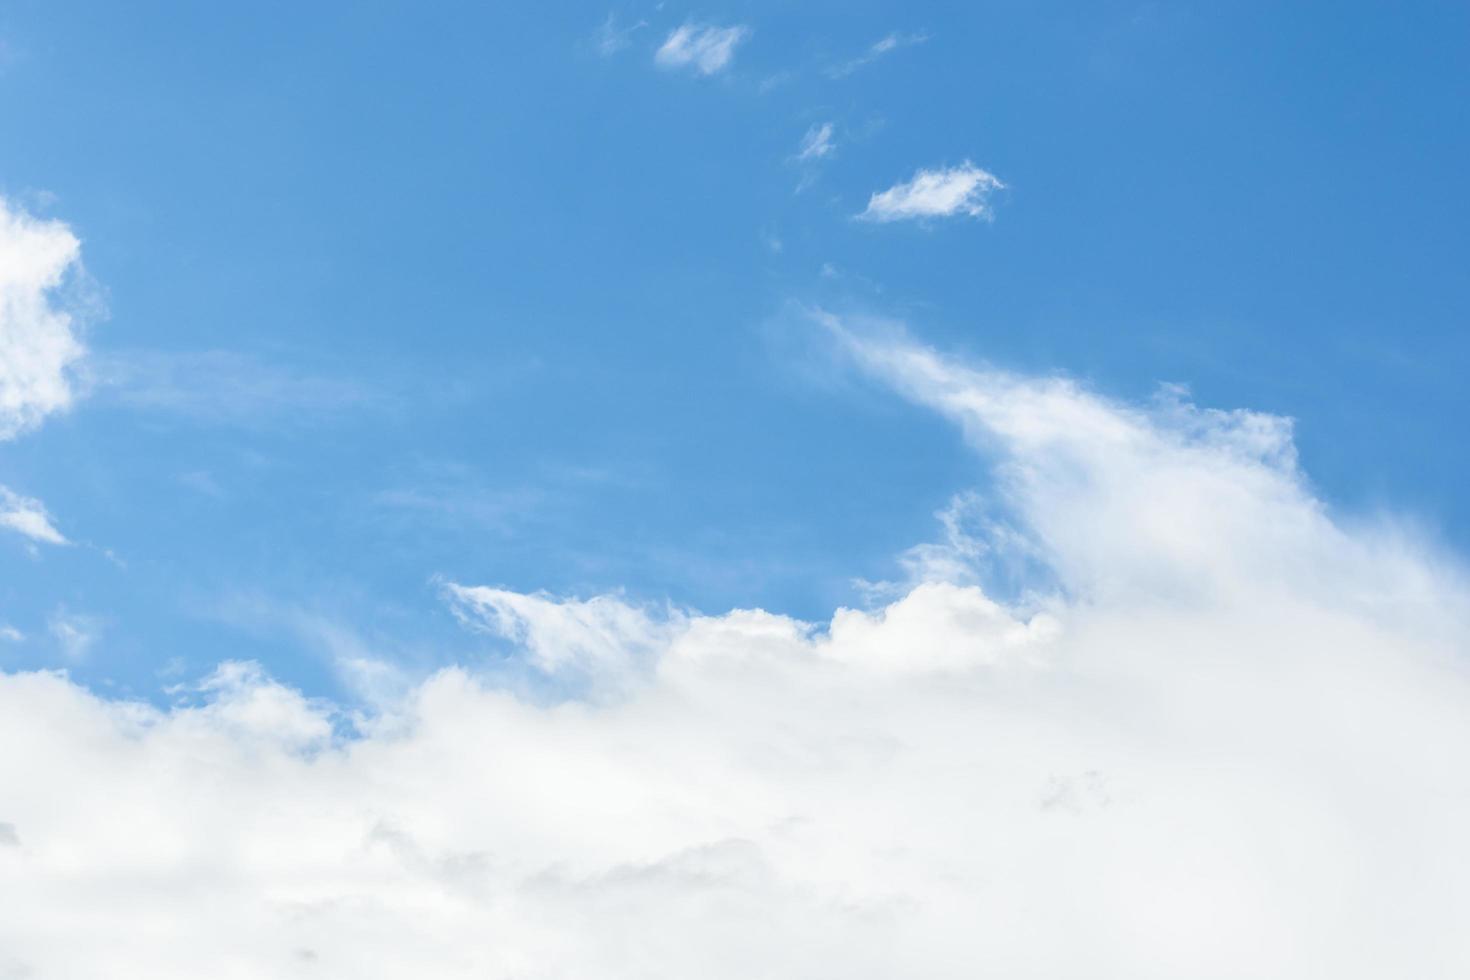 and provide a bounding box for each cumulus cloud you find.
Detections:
[2,319,1469,977]
[0,195,88,547]
[654,23,750,75]
[0,195,87,441]
[858,162,1006,223]
[0,485,67,545]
